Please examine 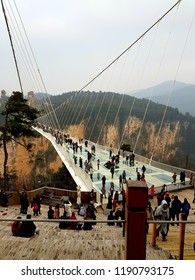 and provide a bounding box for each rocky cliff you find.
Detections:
[0,135,62,191]
[65,116,191,169]
[0,115,193,192]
